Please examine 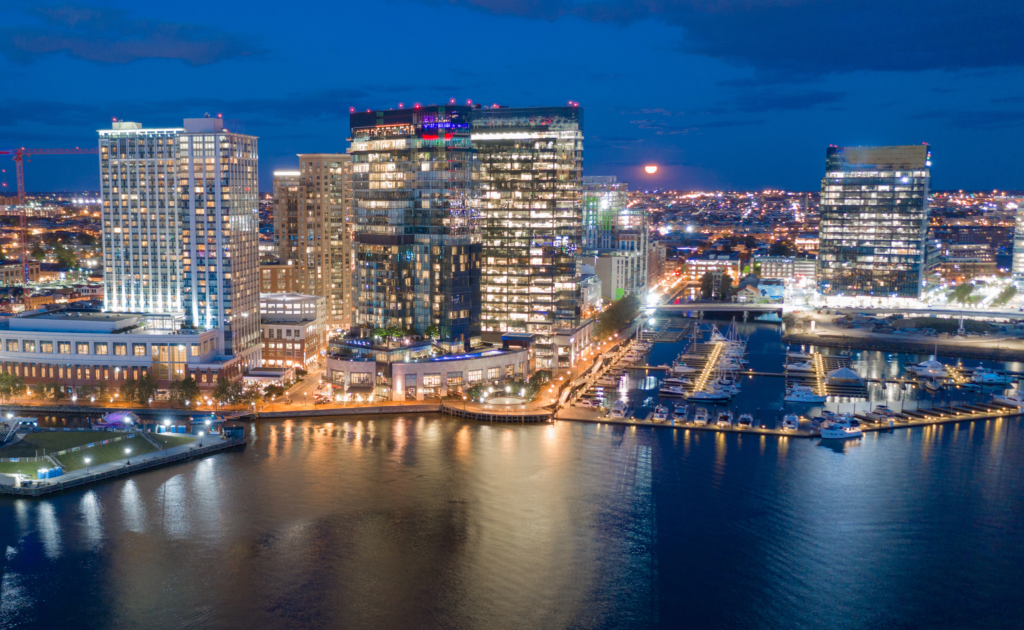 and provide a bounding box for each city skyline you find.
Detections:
[1,1,1022,194]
